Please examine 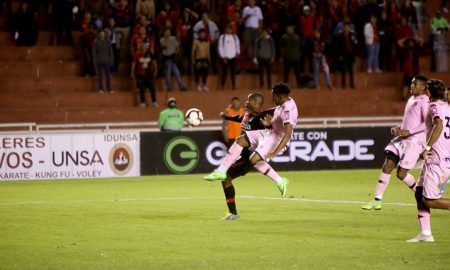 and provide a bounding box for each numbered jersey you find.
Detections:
[427,100,450,167]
